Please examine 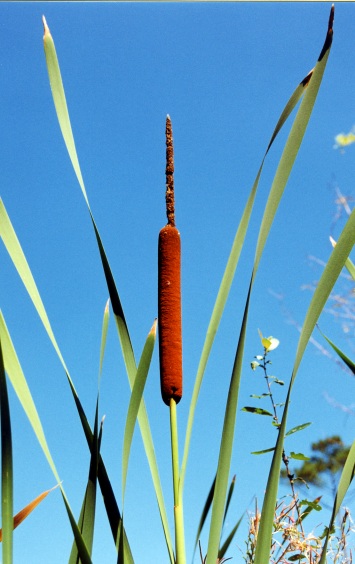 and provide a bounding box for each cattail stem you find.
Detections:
[170,398,186,564]
[158,115,183,406]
